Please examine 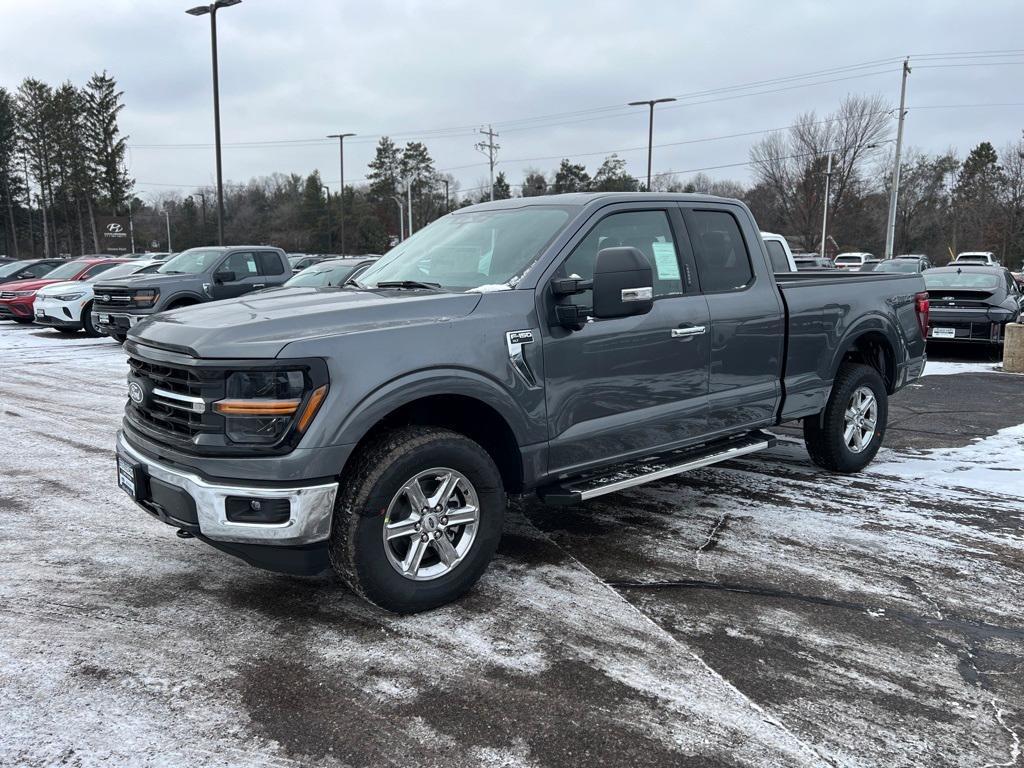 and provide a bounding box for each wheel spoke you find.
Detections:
[444,506,477,527]
[843,423,857,447]
[434,535,458,566]
[862,417,876,431]
[401,537,429,576]
[385,517,421,541]
[428,472,460,509]
[403,479,429,513]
